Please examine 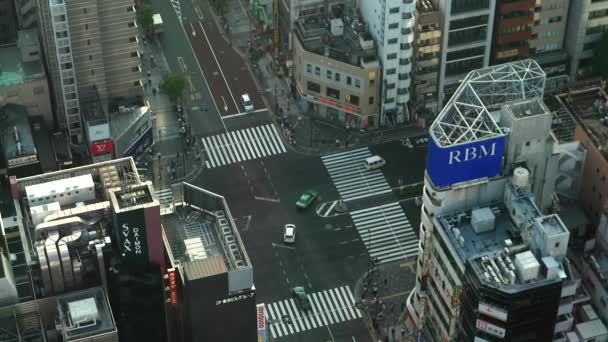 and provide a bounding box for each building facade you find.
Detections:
[565,0,608,80]
[292,13,381,129]
[437,0,495,105]
[0,0,18,44]
[491,0,534,65]
[412,0,442,122]
[405,60,592,340]
[37,0,142,143]
[359,0,416,125]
